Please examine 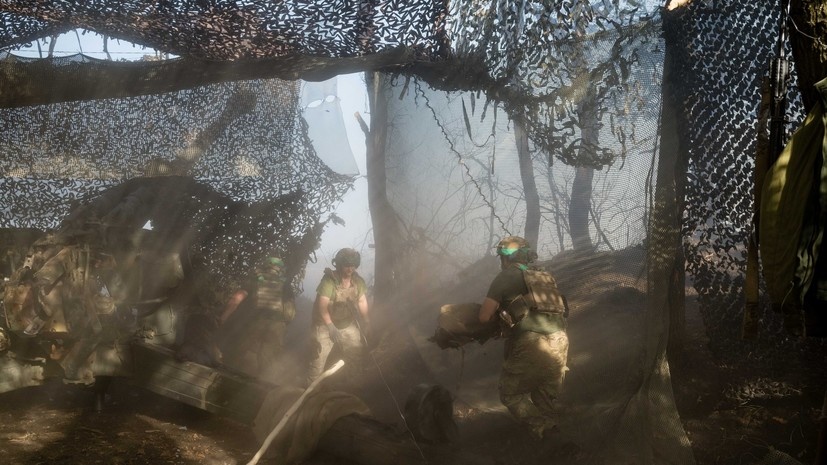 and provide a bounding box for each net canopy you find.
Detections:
[1,1,826,465]
[0,57,354,297]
